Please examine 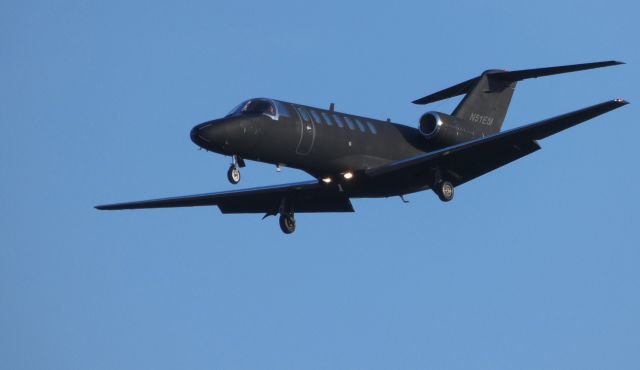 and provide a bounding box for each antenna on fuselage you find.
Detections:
[329,103,335,111]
